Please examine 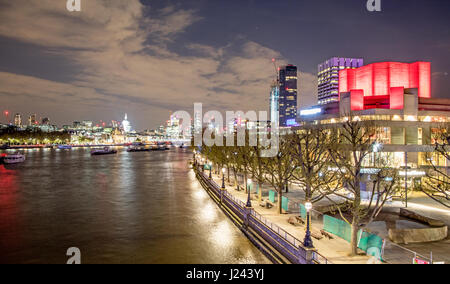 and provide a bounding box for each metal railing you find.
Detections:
[250,209,304,249]
[195,165,331,264]
[224,191,246,208]
[382,239,434,264]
